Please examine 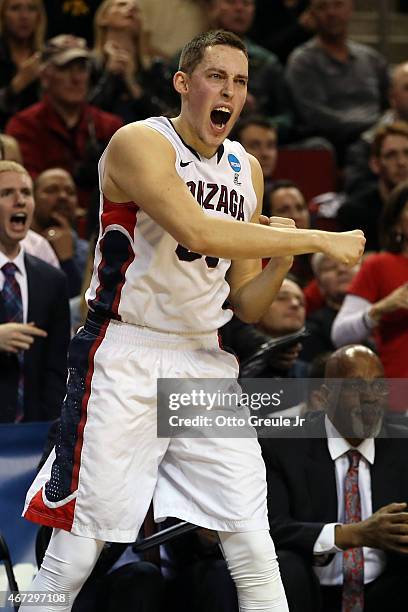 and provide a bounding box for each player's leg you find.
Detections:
[19,528,105,612]
[218,530,289,612]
